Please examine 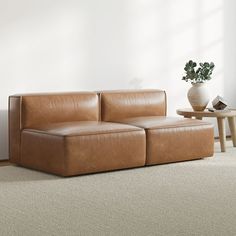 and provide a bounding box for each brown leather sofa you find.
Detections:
[9,90,214,176]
